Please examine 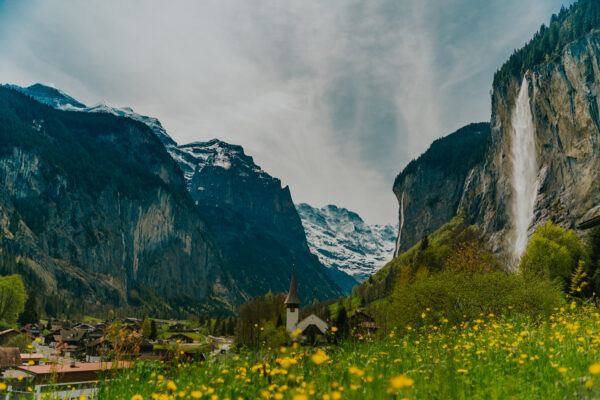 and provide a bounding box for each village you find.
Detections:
[0,272,378,399]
